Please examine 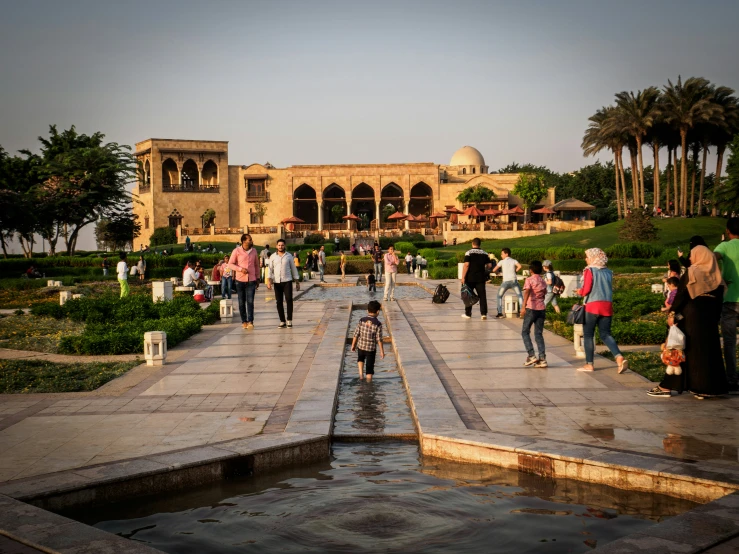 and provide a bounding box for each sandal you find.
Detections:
[618,358,629,374]
[647,386,671,397]
[577,365,594,372]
